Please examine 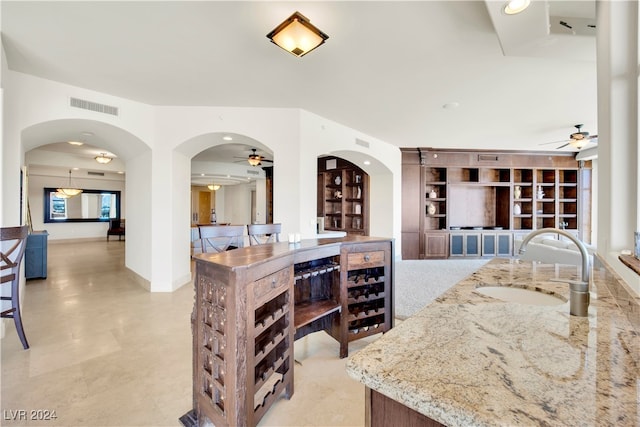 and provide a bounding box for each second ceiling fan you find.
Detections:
[540,124,598,150]
[235,148,273,166]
